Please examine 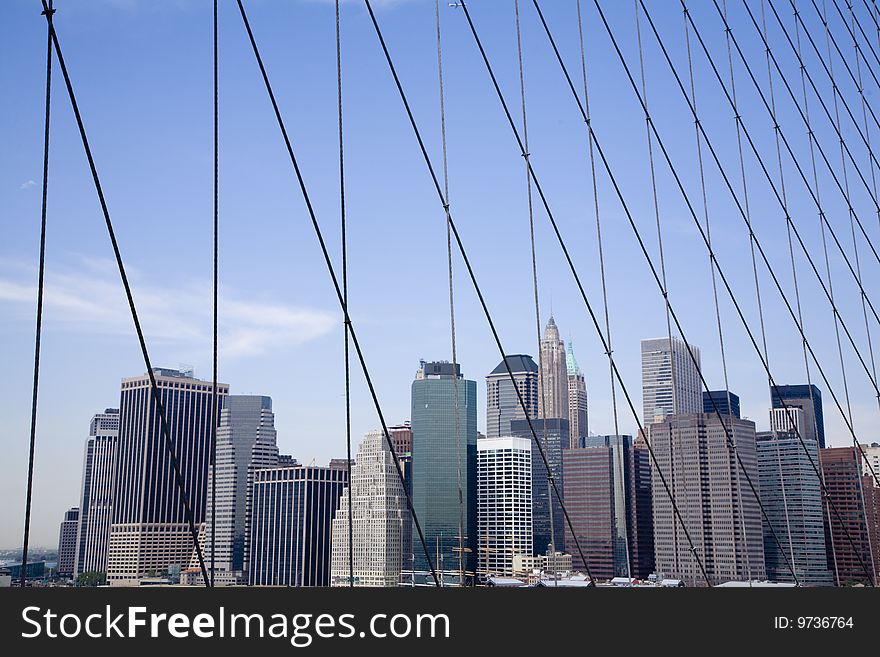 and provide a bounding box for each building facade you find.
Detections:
[330,431,408,587]
[203,395,278,585]
[476,436,533,579]
[563,435,653,580]
[57,507,80,579]
[107,368,228,586]
[641,337,702,425]
[511,418,567,557]
[486,355,538,439]
[74,408,119,576]
[702,391,740,419]
[249,465,348,586]
[820,447,880,586]
[411,361,477,580]
[538,317,569,422]
[771,384,826,448]
[566,342,588,448]
[649,414,765,586]
[756,431,833,586]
